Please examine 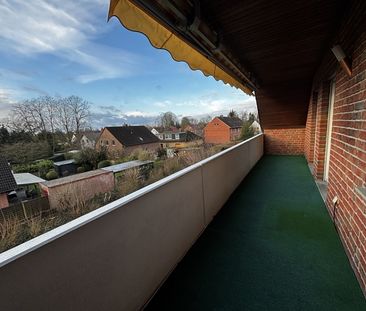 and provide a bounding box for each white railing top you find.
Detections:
[0,134,263,267]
